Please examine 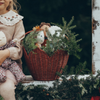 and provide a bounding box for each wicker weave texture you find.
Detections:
[23,47,69,81]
